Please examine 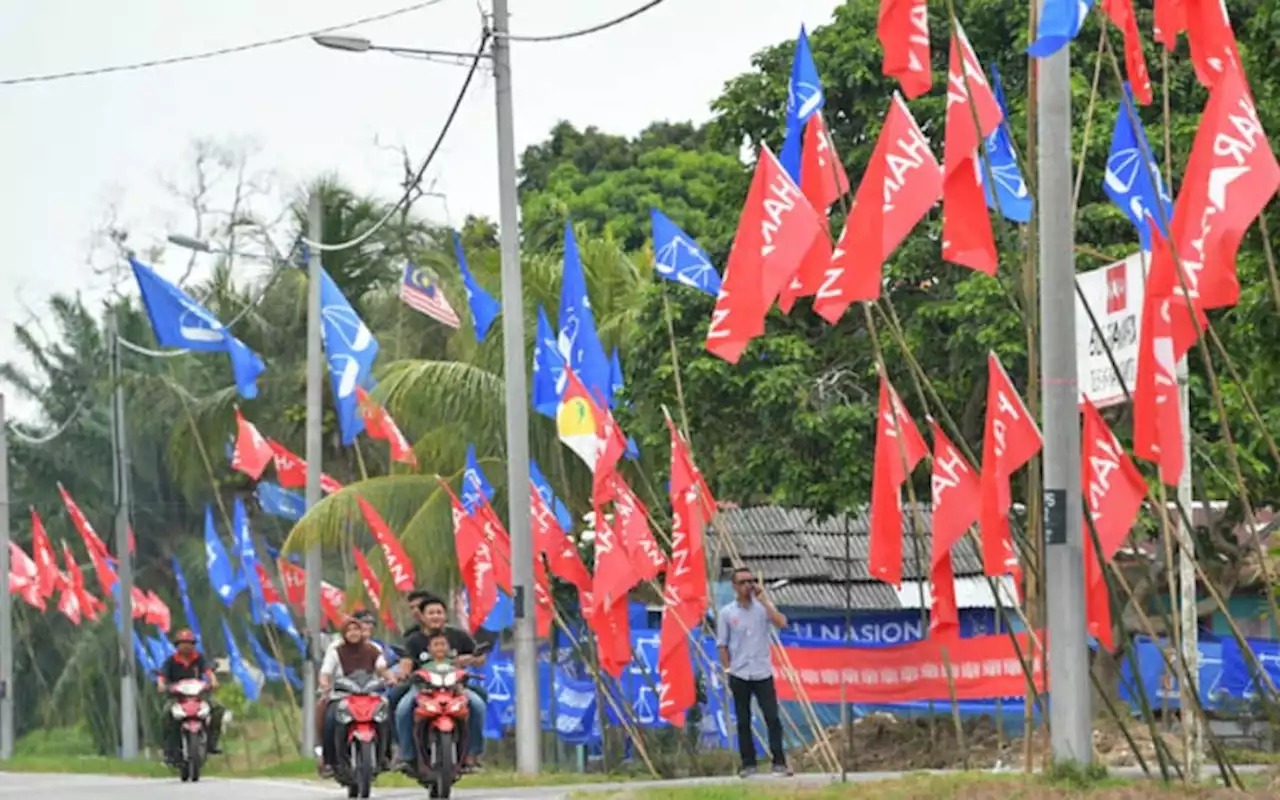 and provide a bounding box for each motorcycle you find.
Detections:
[410,665,471,799]
[166,678,212,783]
[331,670,391,799]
